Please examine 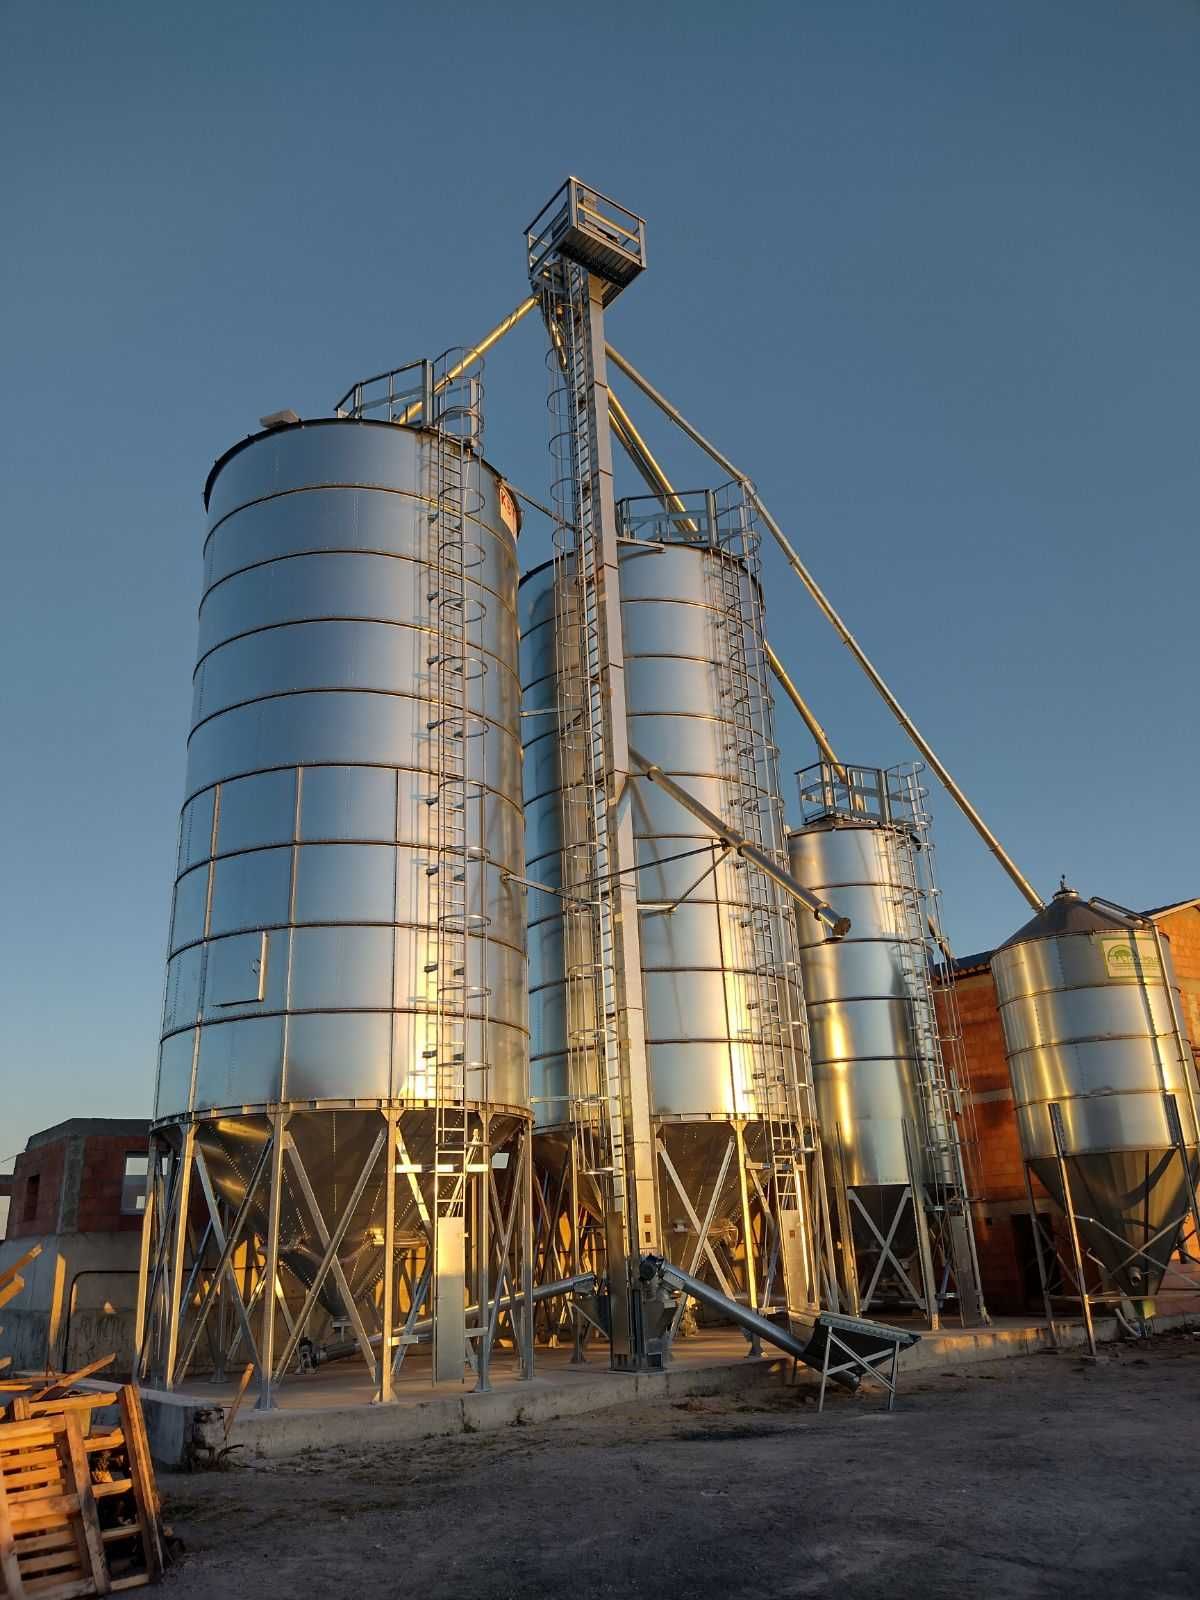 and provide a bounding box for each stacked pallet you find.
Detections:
[0,1384,164,1598]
